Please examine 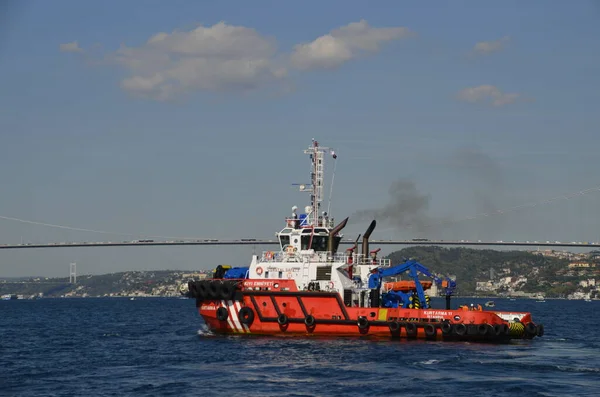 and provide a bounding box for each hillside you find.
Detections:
[0,270,208,298]
[1,247,596,299]
[386,246,574,296]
